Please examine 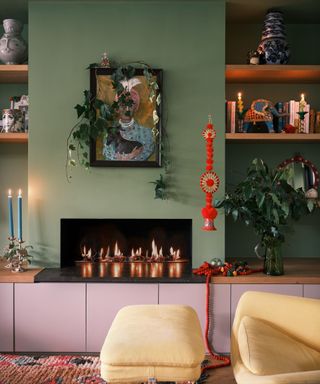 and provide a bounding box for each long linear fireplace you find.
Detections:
[61,219,192,279]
